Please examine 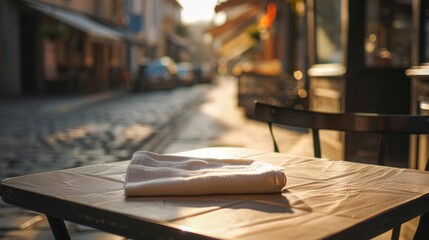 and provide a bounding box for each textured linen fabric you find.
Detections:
[124,151,287,196]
